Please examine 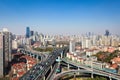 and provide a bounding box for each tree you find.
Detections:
[86,77,107,80]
